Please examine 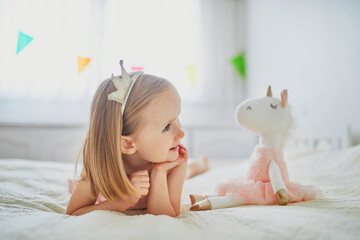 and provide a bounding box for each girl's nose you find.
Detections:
[175,119,185,140]
[178,127,185,139]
